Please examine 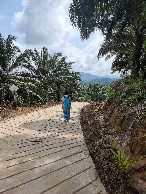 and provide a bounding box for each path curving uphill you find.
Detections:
[0,102,107,194]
